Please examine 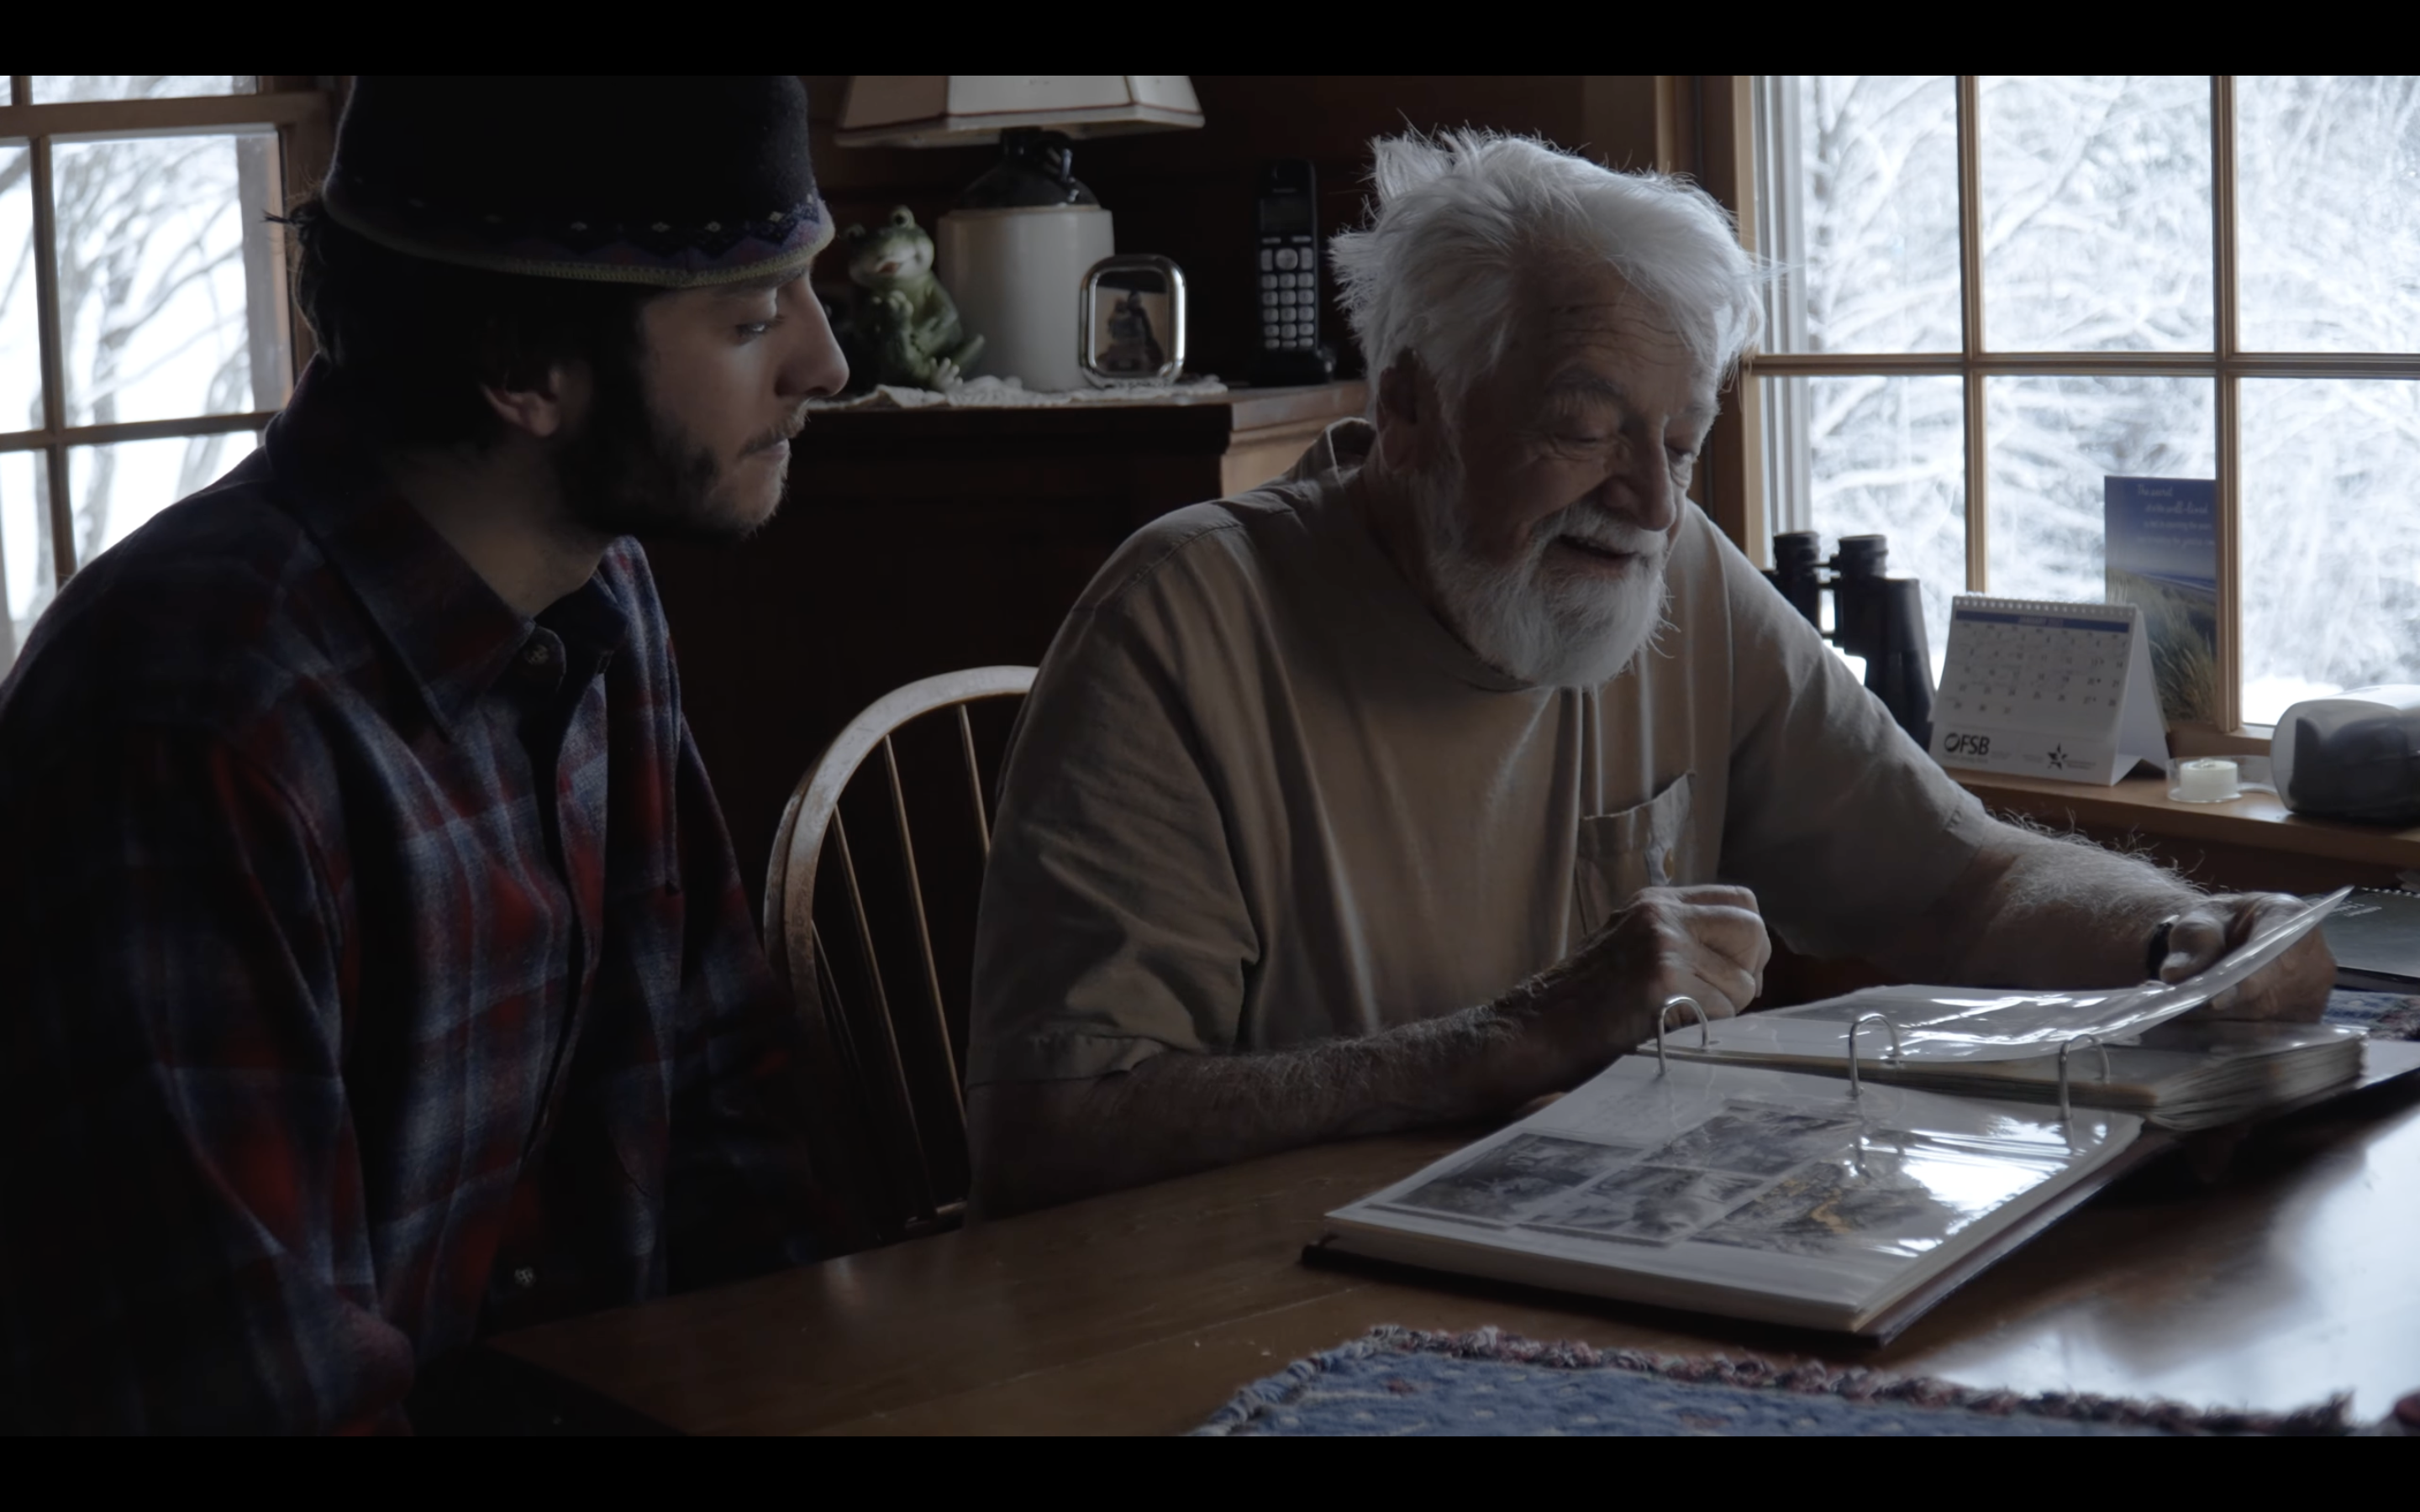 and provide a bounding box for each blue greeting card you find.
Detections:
[2103,476,2219,727]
